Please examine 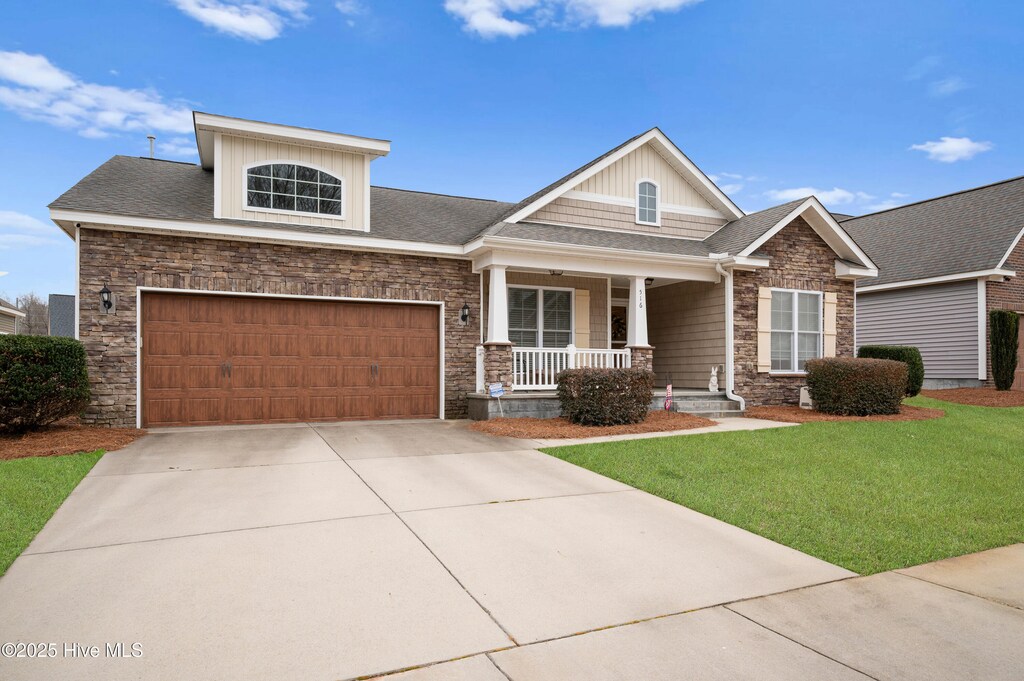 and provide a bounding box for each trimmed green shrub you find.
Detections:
[858,345,925,396]
[0,336,91,433]
[556,367,655,426]
[990,309,1020,391]
[805,357,906,416]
